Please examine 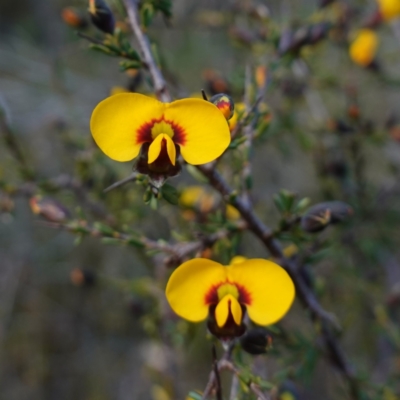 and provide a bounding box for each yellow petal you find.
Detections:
[148,133,164,164]
[215,295,230,327]
[165,99,231,165]
[228,259,295,326]
[215,294,243,327]
[229,295,243,325]
[165,134,176,166]
[148,133,176,165]
[90,93,164,162]
[229,256,247,265]
[377,0,400,20]
[165,258,226,322]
